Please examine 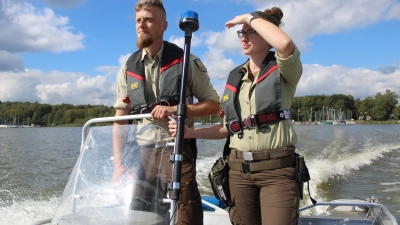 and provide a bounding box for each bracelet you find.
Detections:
[246,12,260,26]
[246,14,254,26]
